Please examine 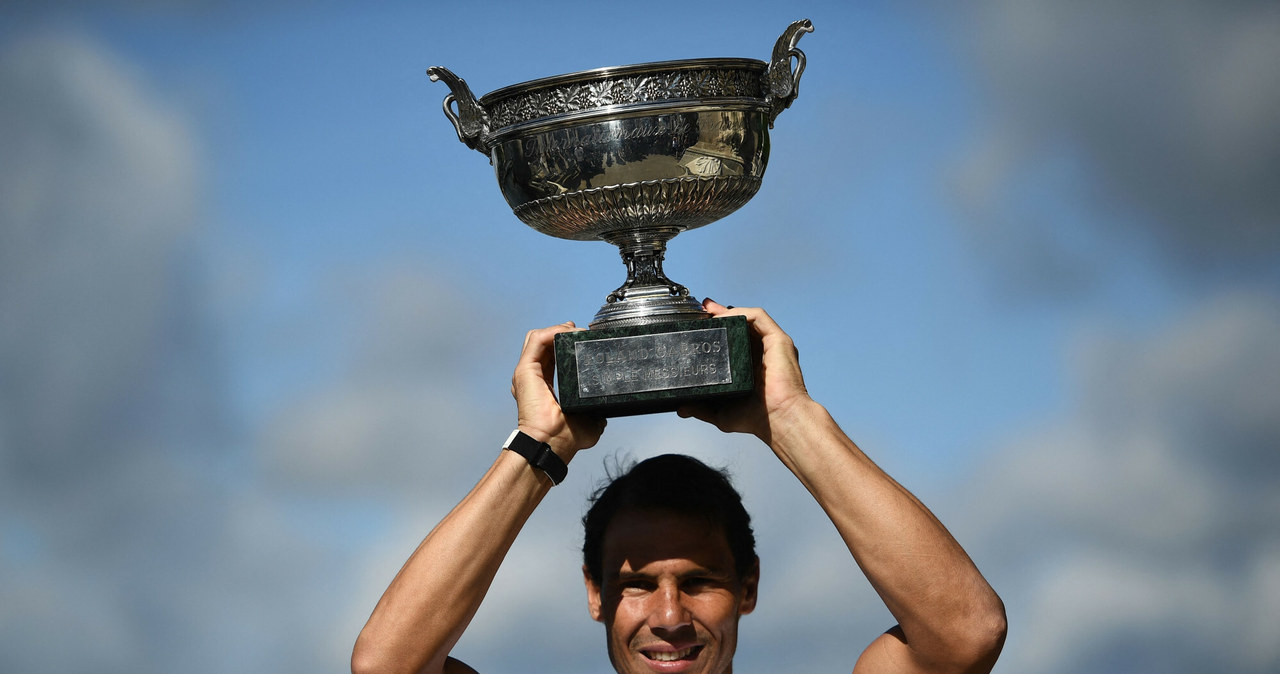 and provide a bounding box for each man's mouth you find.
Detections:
[641,645,702,662]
